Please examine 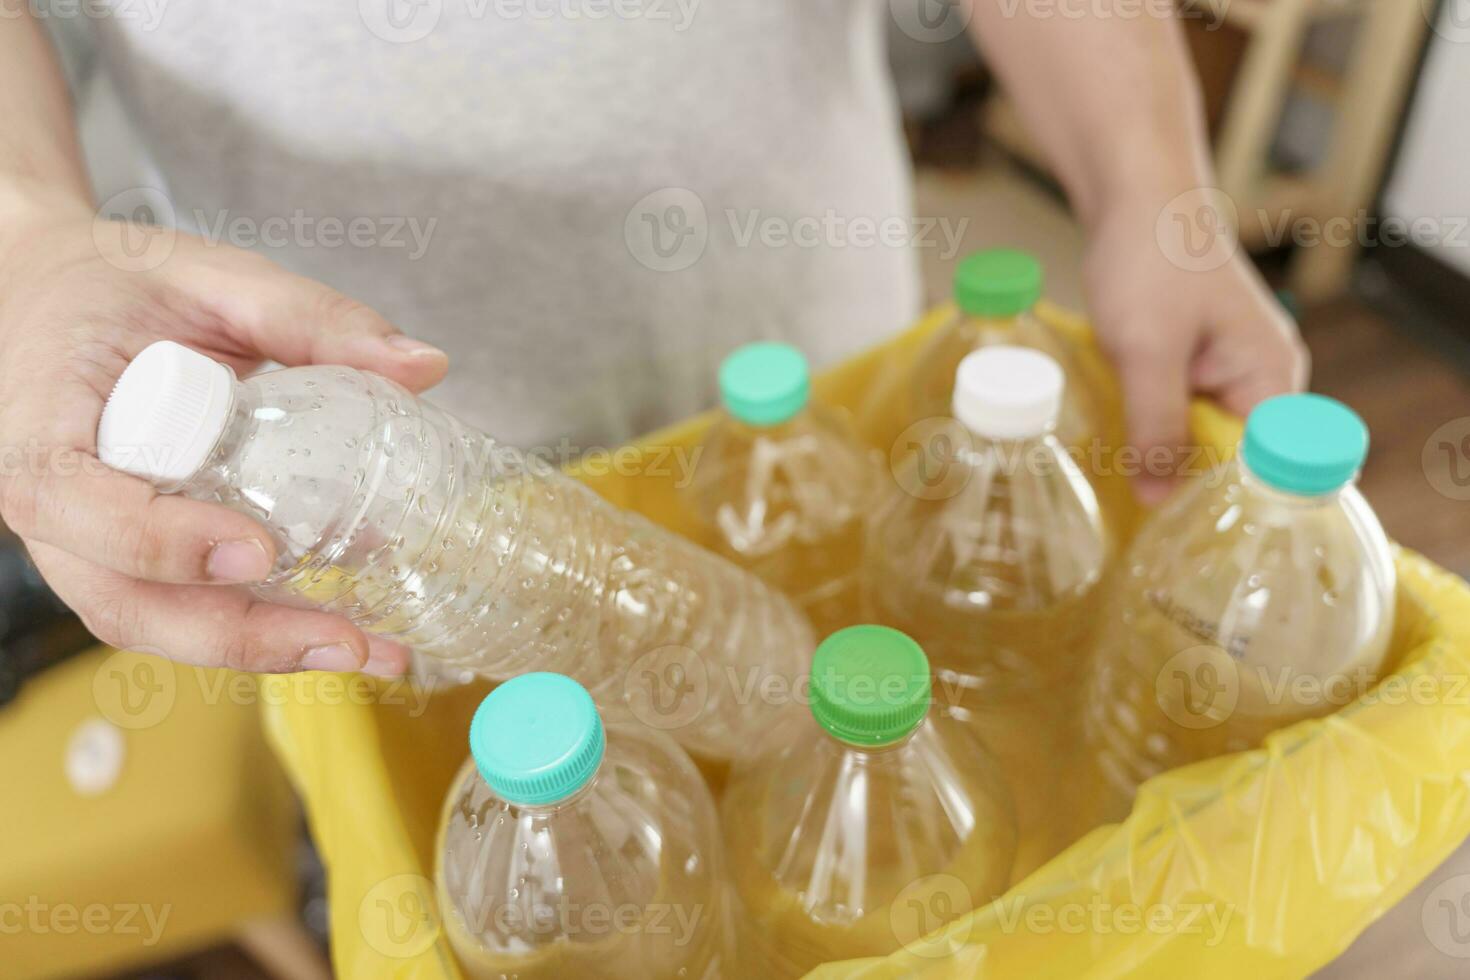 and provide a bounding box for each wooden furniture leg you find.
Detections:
[236,916,332,980]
